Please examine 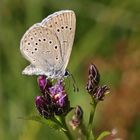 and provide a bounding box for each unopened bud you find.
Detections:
[94,85,110,101]
[69,106,83,130]
[86,64,100,94]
